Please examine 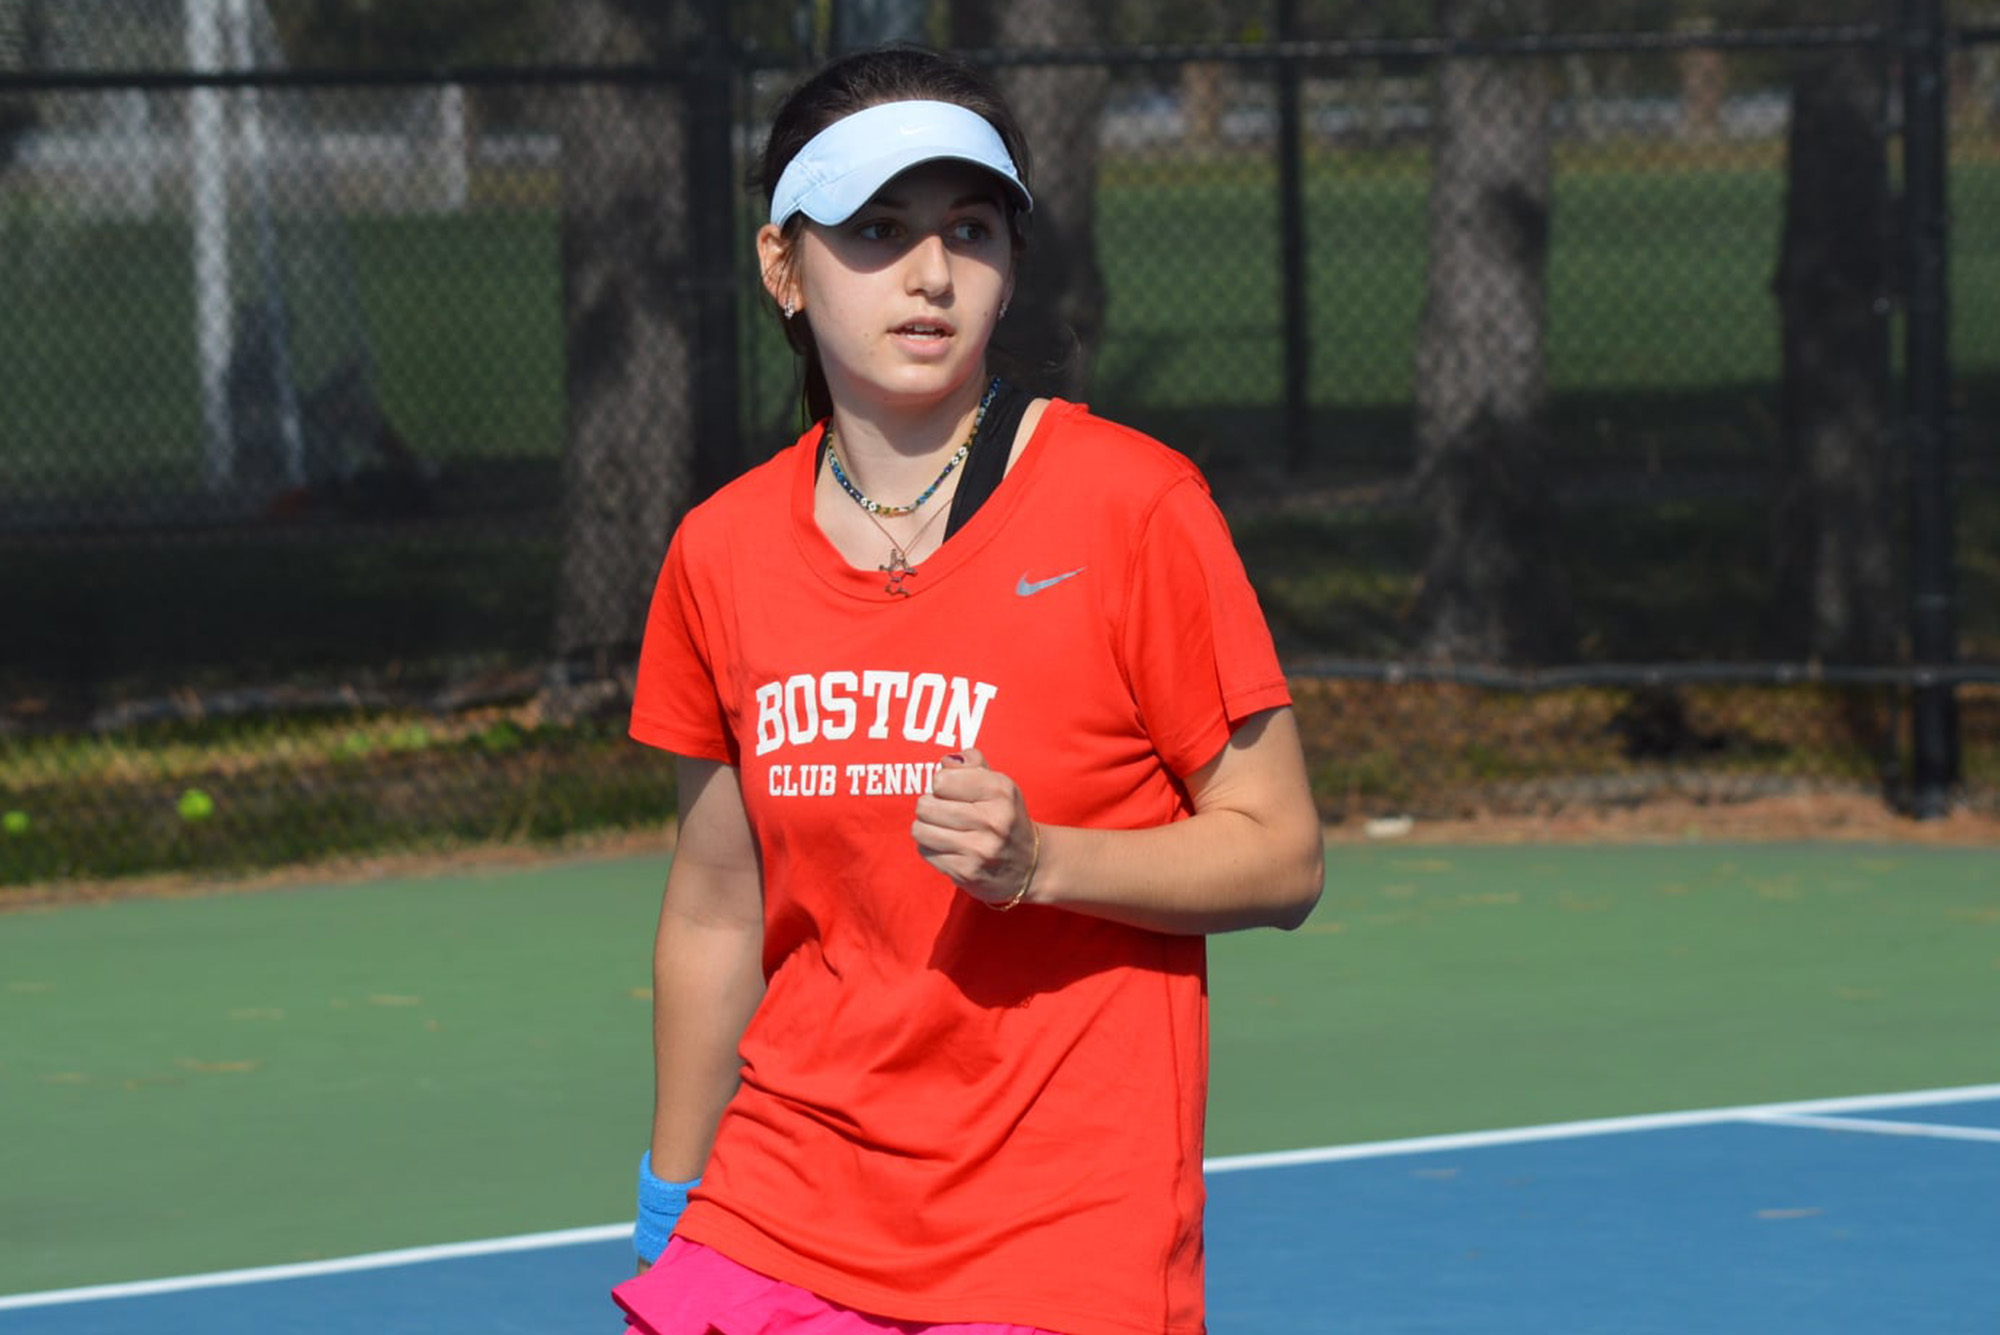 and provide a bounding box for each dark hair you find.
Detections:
[757,45,1033,425]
